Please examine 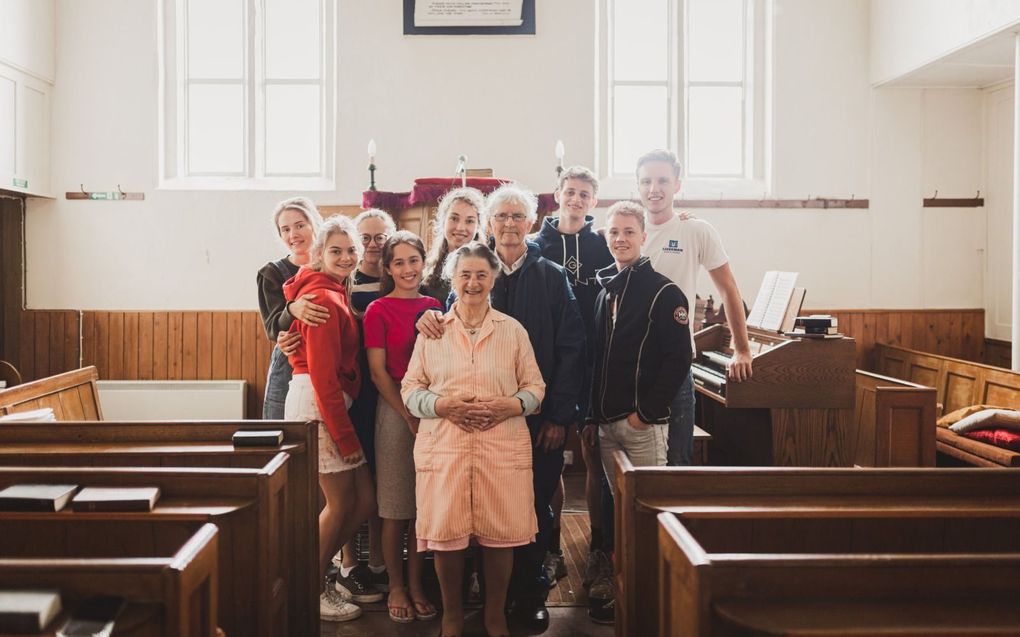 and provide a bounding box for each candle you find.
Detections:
[367,139,377,164]
[555,140,565,164]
